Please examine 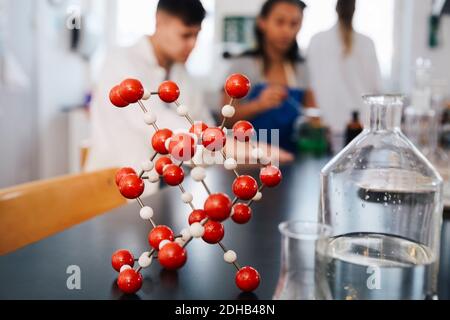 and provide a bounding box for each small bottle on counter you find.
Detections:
[344,111,363,146]
[296,108,329,156]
